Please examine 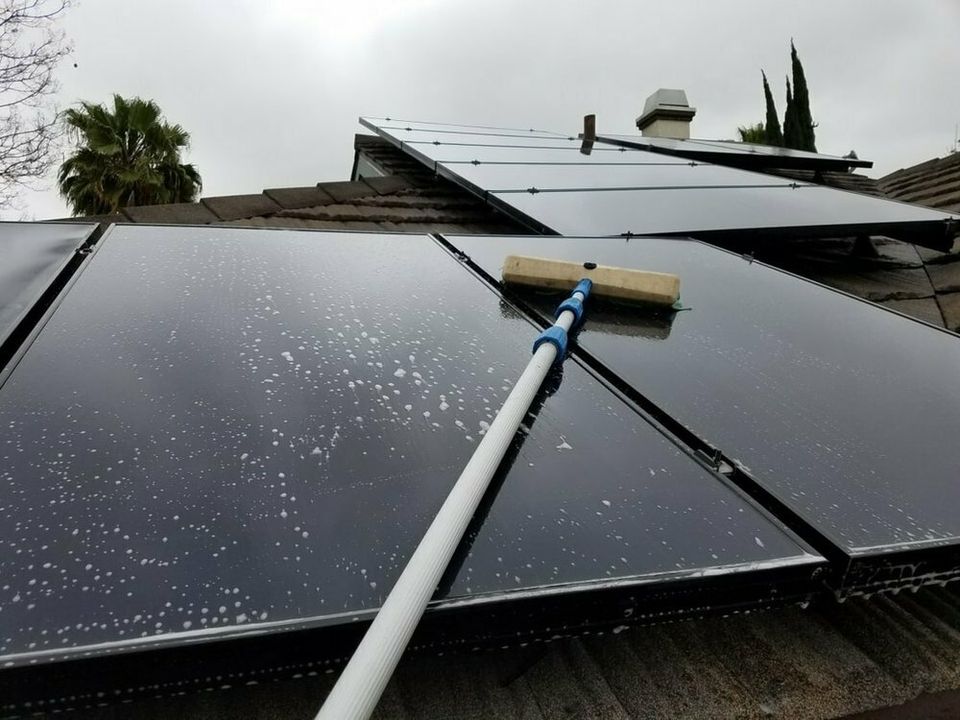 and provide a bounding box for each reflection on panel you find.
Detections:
[0,222,97,351]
